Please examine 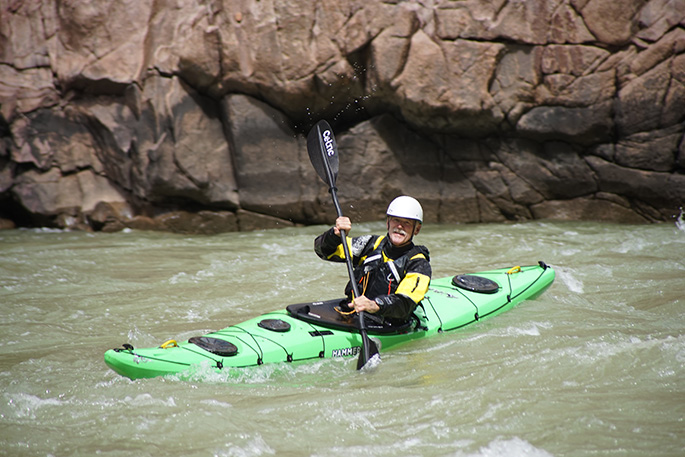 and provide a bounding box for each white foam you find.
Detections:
[168,259,232,285]
[168,271,188,284]
[181,308,206,322]
[32,227,66,233]
[556,267,584,294]
[4,392,64,419]
[124,393,176,408]
[214,435,275,457]
[451,437,555,457]
[506,323,542,337]
[200,398,233,409]
[616,236,647,254]
[195,268,215,279]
